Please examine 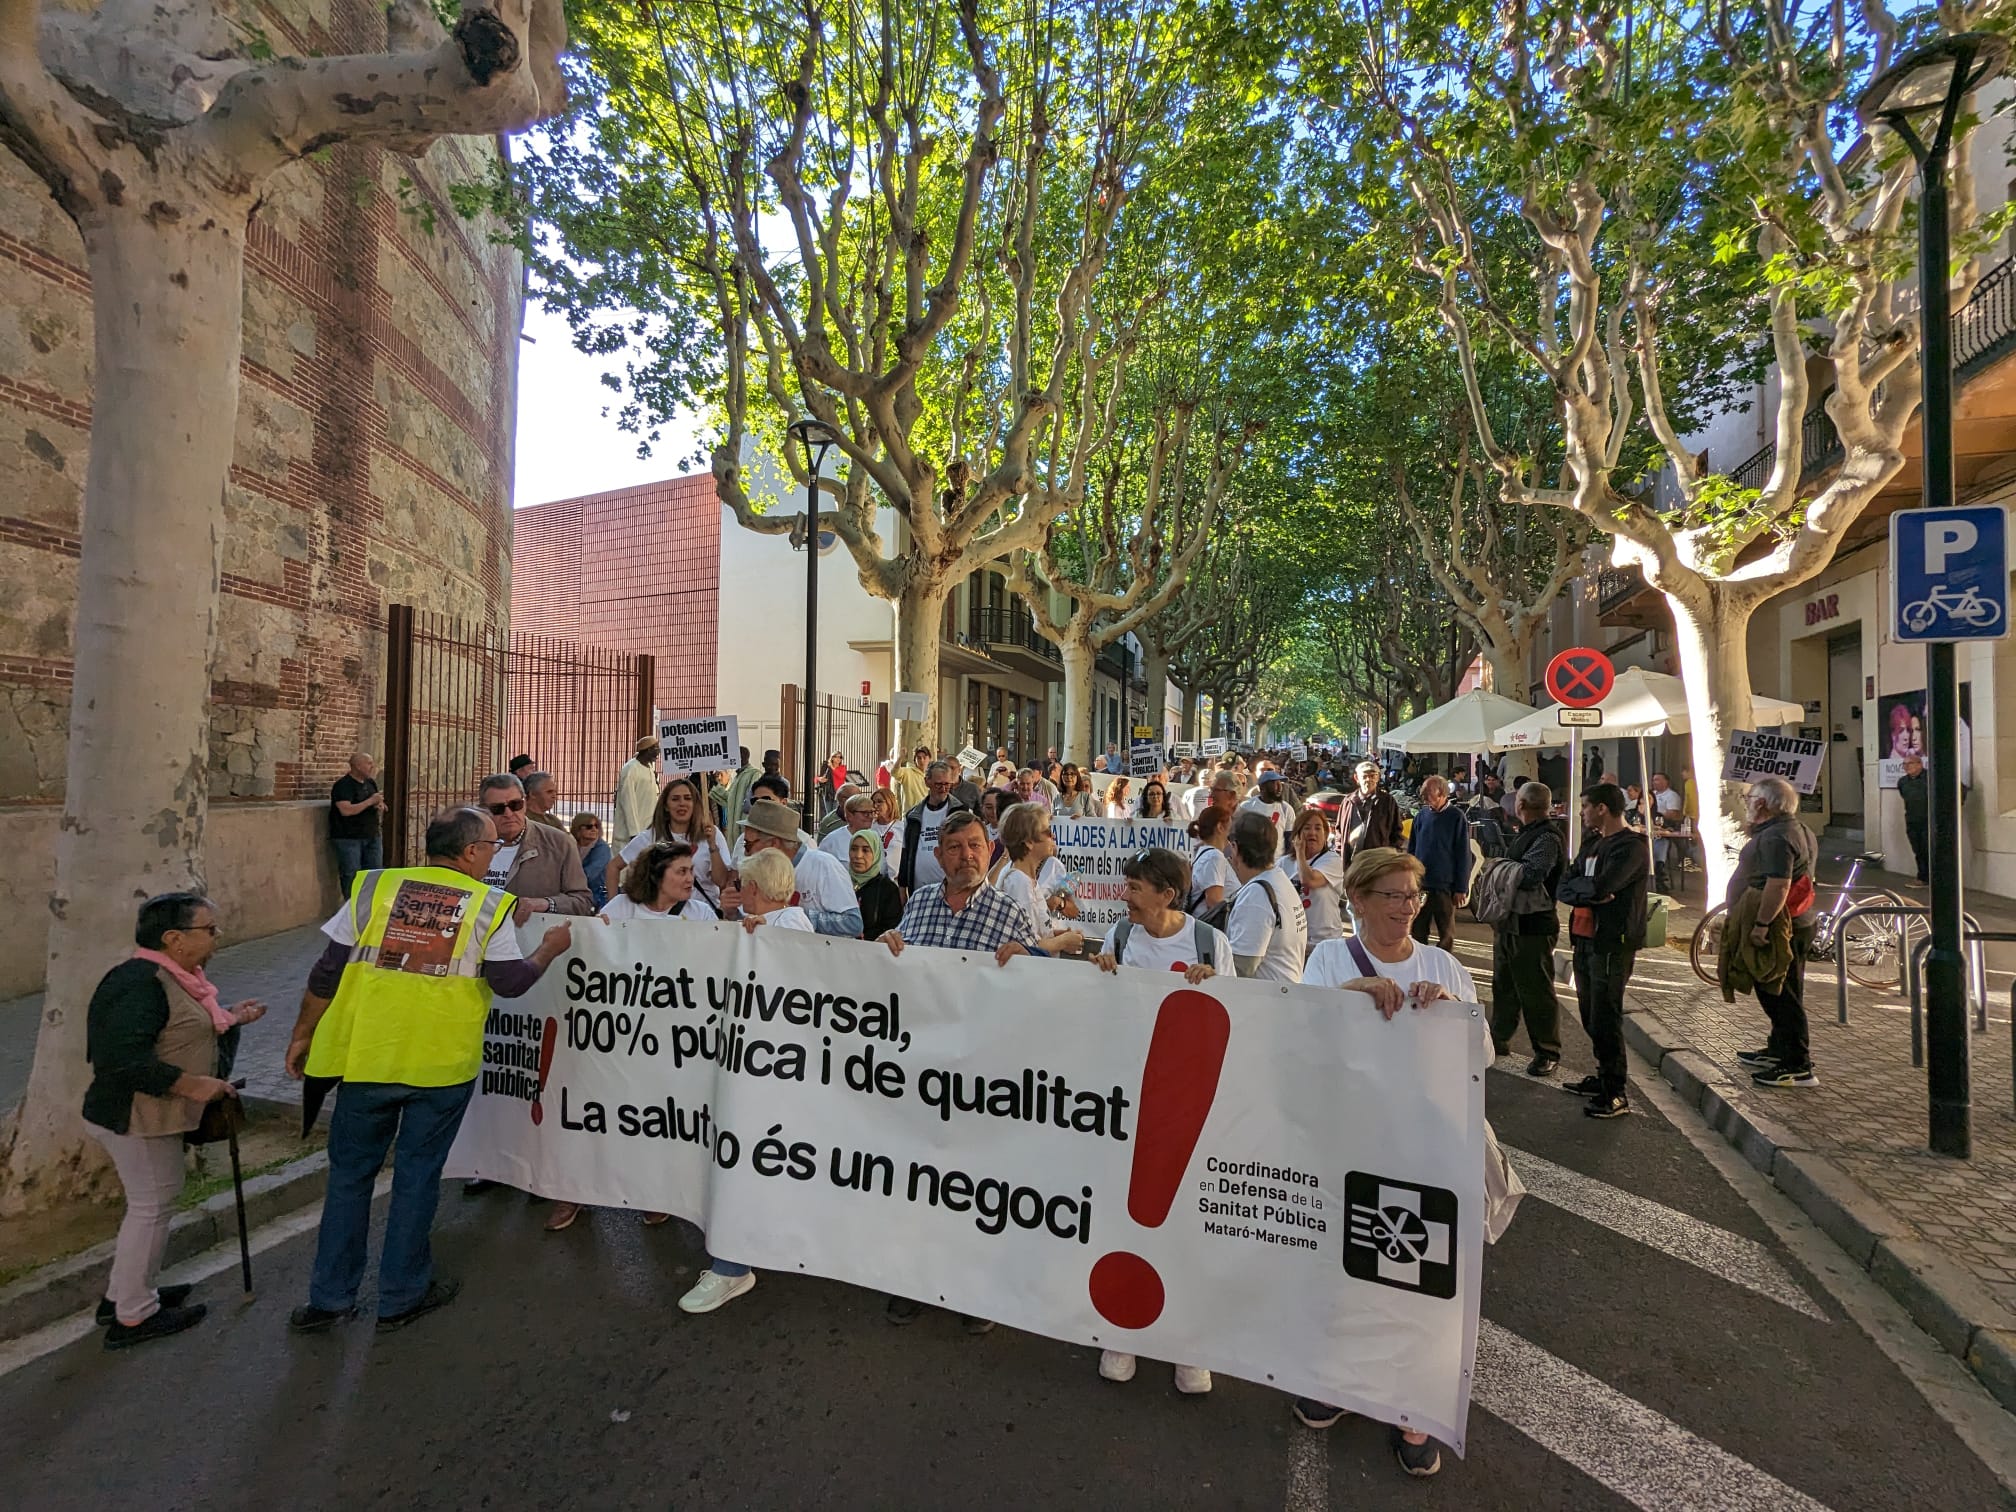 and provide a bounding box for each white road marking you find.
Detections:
[0,1173,386,1383]
[1282,1421,1329,1512]
[1500,1144,1827,1320]
[1475,1320,1834,1511]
